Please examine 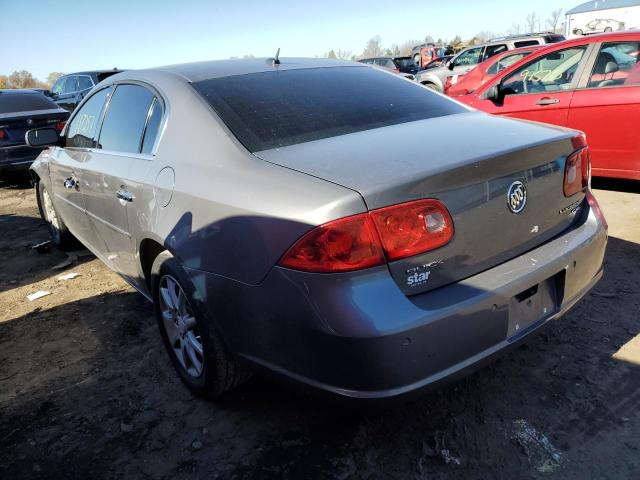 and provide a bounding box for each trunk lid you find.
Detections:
[0,109,68,148]
[255,112,586,295]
